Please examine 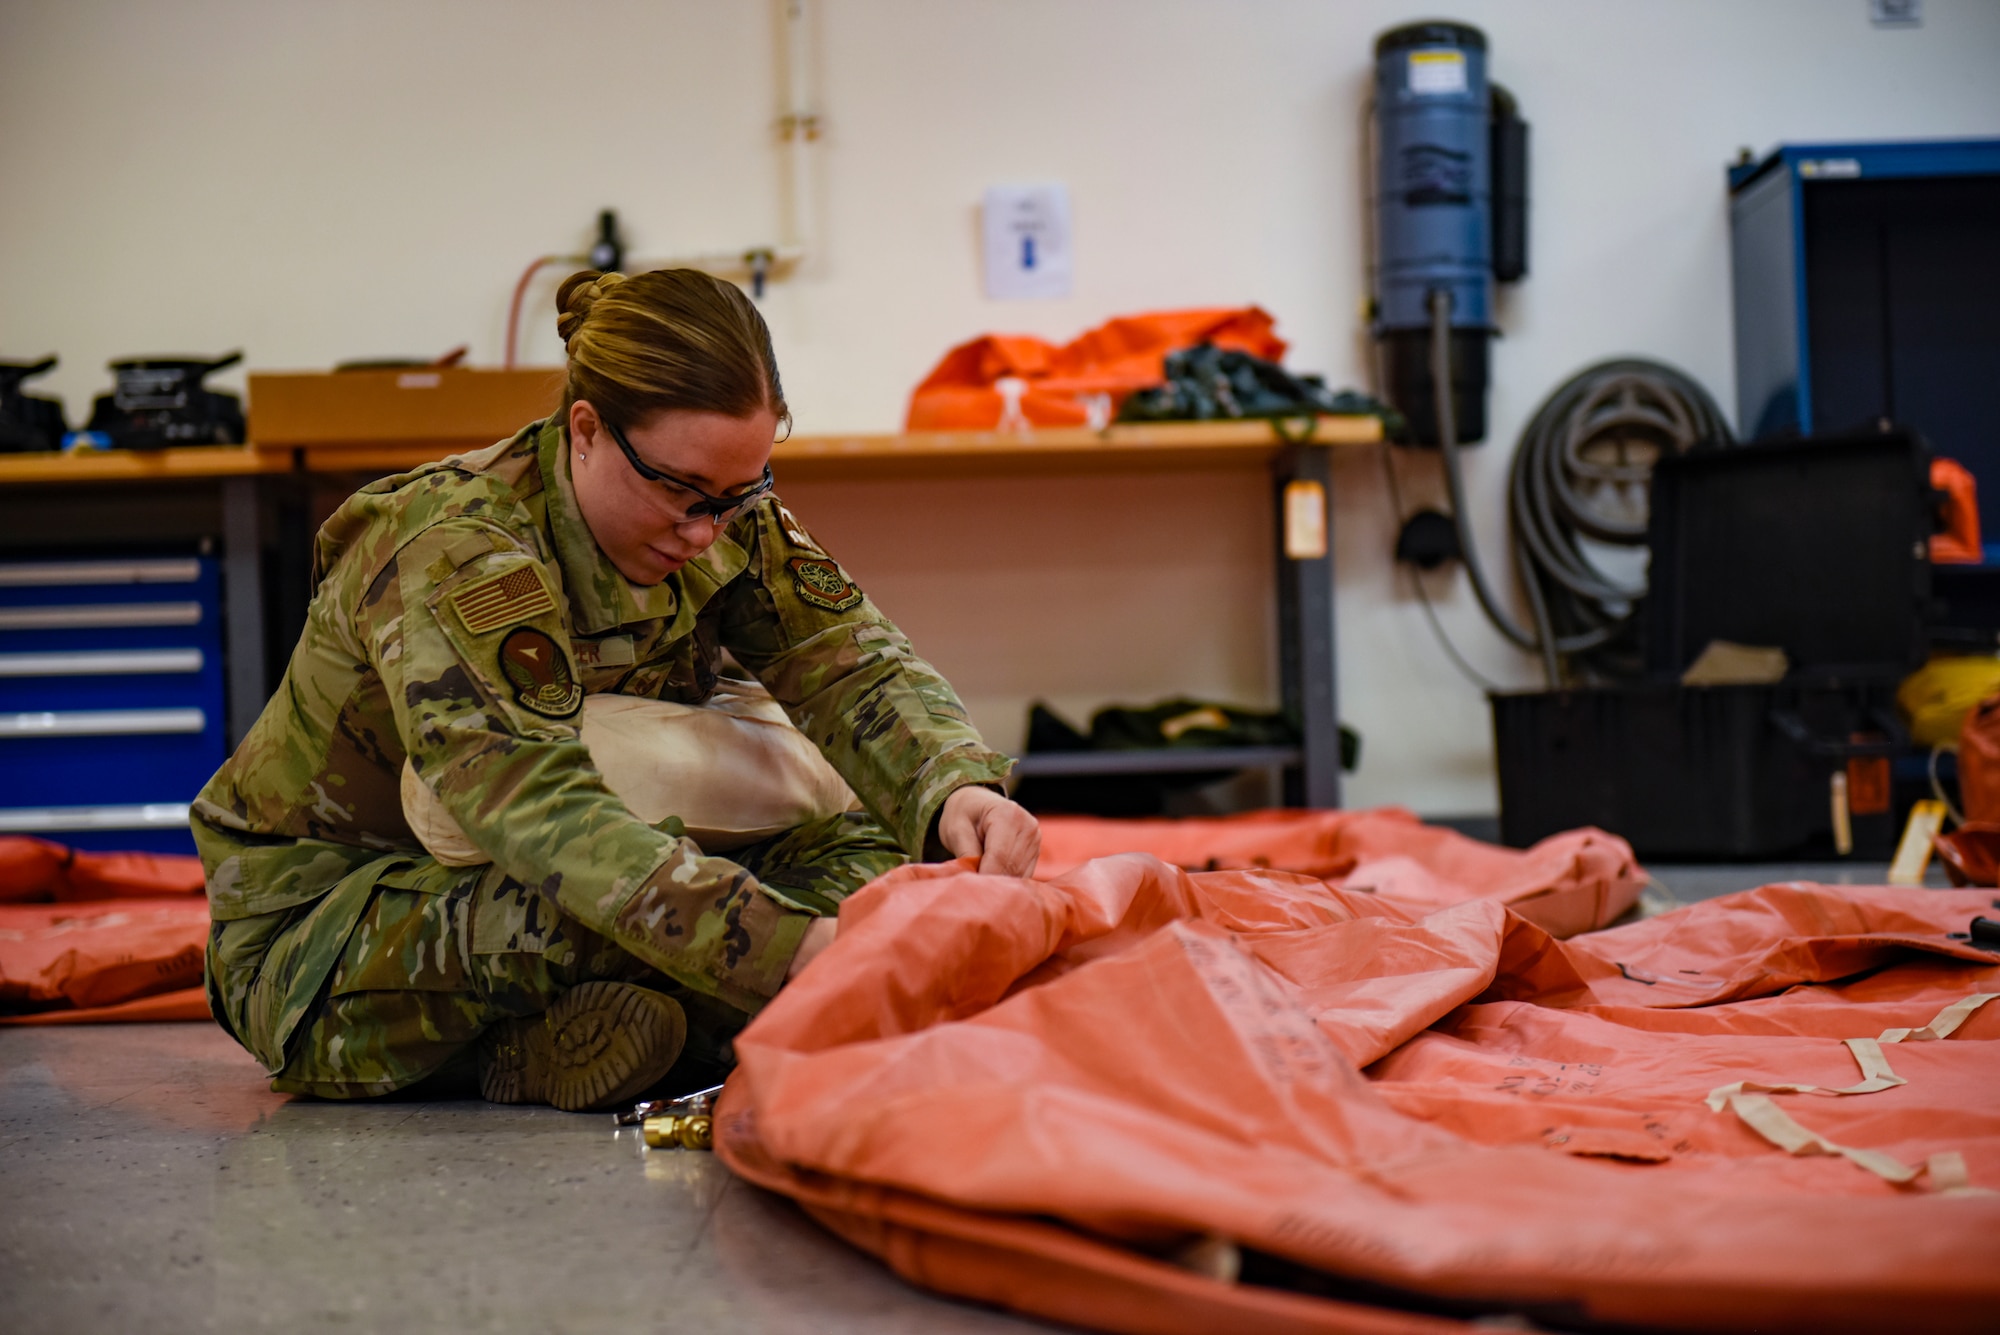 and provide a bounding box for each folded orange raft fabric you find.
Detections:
[719,856,2000,1334]
[0,986,211,1026]
[0,899,211,1016]
[0,834,207,902]
[0,837,211,1023]
[906,308,1285,431]
[1039,808,1643,938]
